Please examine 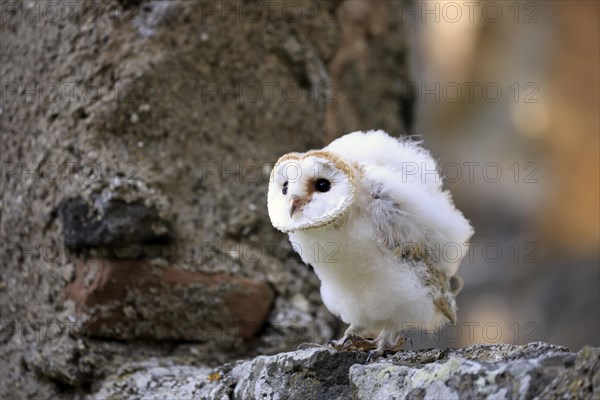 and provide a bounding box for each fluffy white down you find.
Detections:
[325,130,473,275]
[290,214,440,332]
[286,130,473,332]
[326,130,441,194]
